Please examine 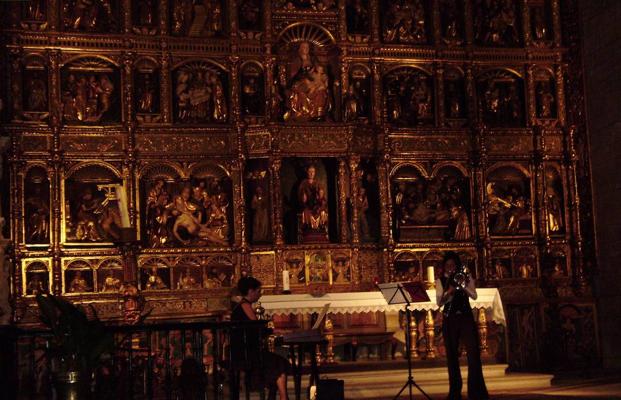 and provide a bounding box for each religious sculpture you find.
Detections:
[251,186,270,243]
[474,0,519,46]
[69,270,92,292]
[133,0,157,33]
[204,267,230,288]
[101,271,122,292]
[63,0,117,32]
[24,1,46,21]
[536,81,555,119]
[441,0,462,44]
[25,182,50,244]
[241,67,264,117]
[239,0,261,31]
[346,0,370,35]
[392,169,470,241]
[145,267,168,290]
[24,71,48,112]
[383,0,428,44]
[486,180,531,235]
[445,79,465,119]
[171,186,228,246]
[297,165,329,243]
[478,74,523,126]
[358,187,371,240]
[171,0,223,37]
[175,64,228,123]
[385,68,434,126]
[177,267,200,289]
[62,72,115,123]
[26,274,47,295]
[283,42,333,122]
[136,72,158,114]
[518,263,533,279]
[531,6,550,43]
[332,259,350,283]
[545,168,565,234]
[69,185,122,242]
